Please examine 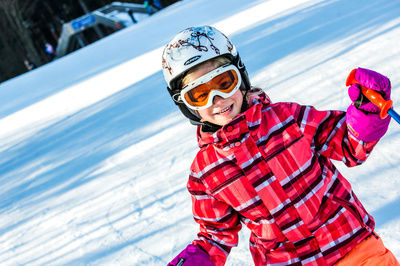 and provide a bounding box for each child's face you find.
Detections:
[184,61,244,126]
